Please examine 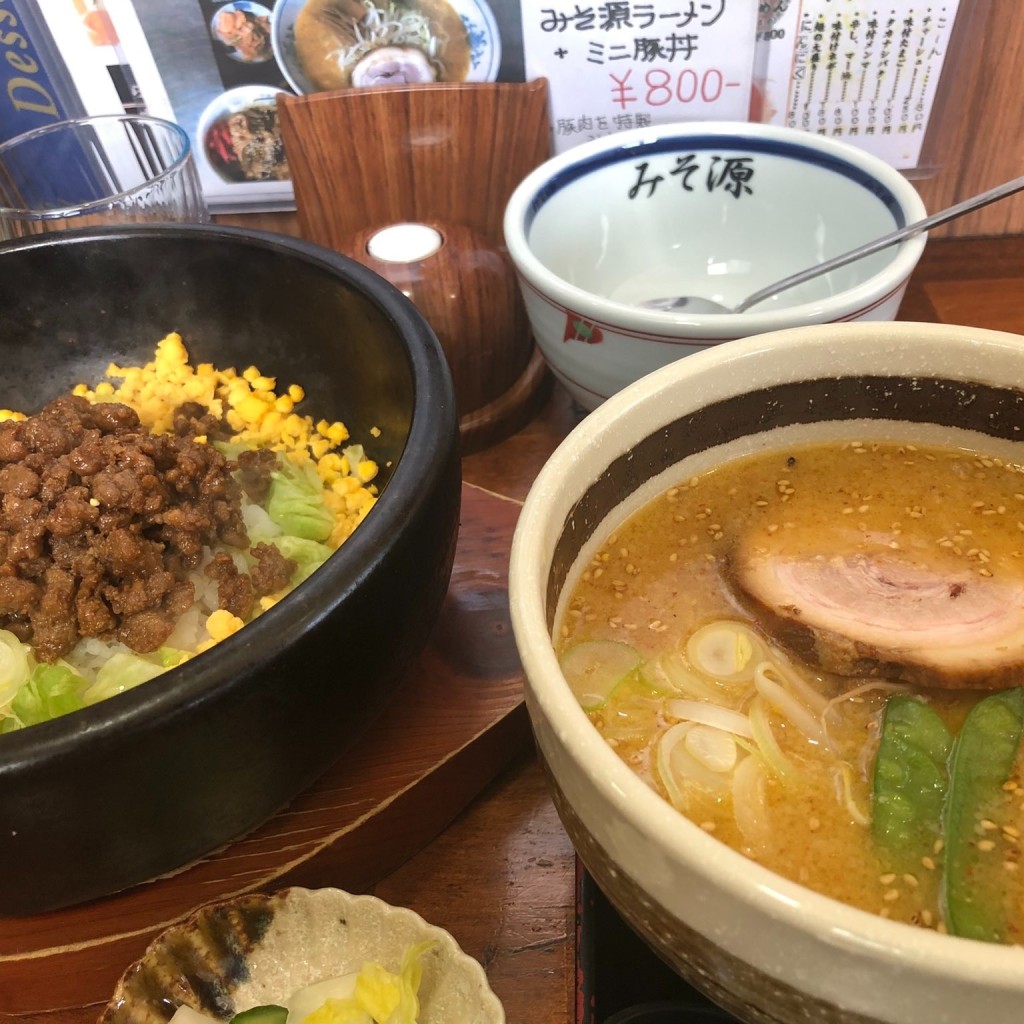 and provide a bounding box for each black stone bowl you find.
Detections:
[0,225,461,915]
